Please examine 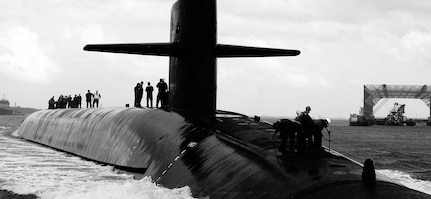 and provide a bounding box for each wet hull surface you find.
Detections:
[17,108,431,198]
